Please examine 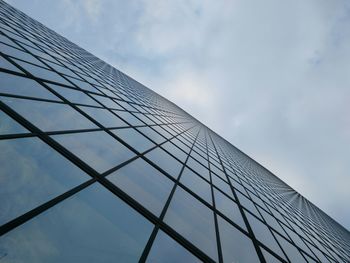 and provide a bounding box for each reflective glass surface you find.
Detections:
[246,213,286,260]
[214,189,246,230]
[218,216,260,263]
[146,230,201,263]
[1,97,96,131]
[180,167,212,204]
[0,183,153,262]
[0,109,27,134]
[145,148,183,179]
[107,158,173,216]
[52,131,135,173]
[164,187,218,261]
[0,71,58,99]
[78,106,127,128]
[112,128,155,153]
[0,137,88,225]
[48,83,99,106]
